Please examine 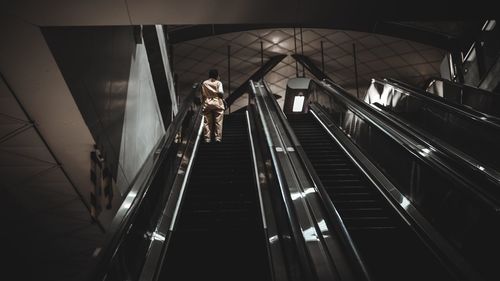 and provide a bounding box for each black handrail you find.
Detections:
[261,80,373,281]
[245,108,291,281]
[136,103,204,281]
[225,54,286,107]
[90,83,201,281]
[425,76,500,119]
[319,79,500,211]
[249,80,318,281]
[387,77,500,125]
[370,78,500,183]
[308,79,488,281]
[293,53,500,209]
[427,76,500,97]
[250,79,371,281]
[293,53,499,279]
